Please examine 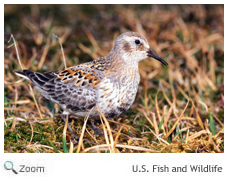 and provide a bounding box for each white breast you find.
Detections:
[97,75,139,117]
